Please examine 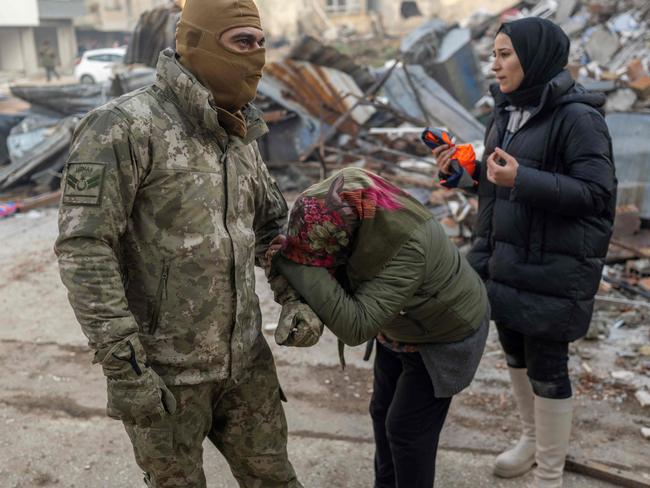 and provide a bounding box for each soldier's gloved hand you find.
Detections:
[276,300,324,347]
[268,272,324,347]
[99,334,177,426]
